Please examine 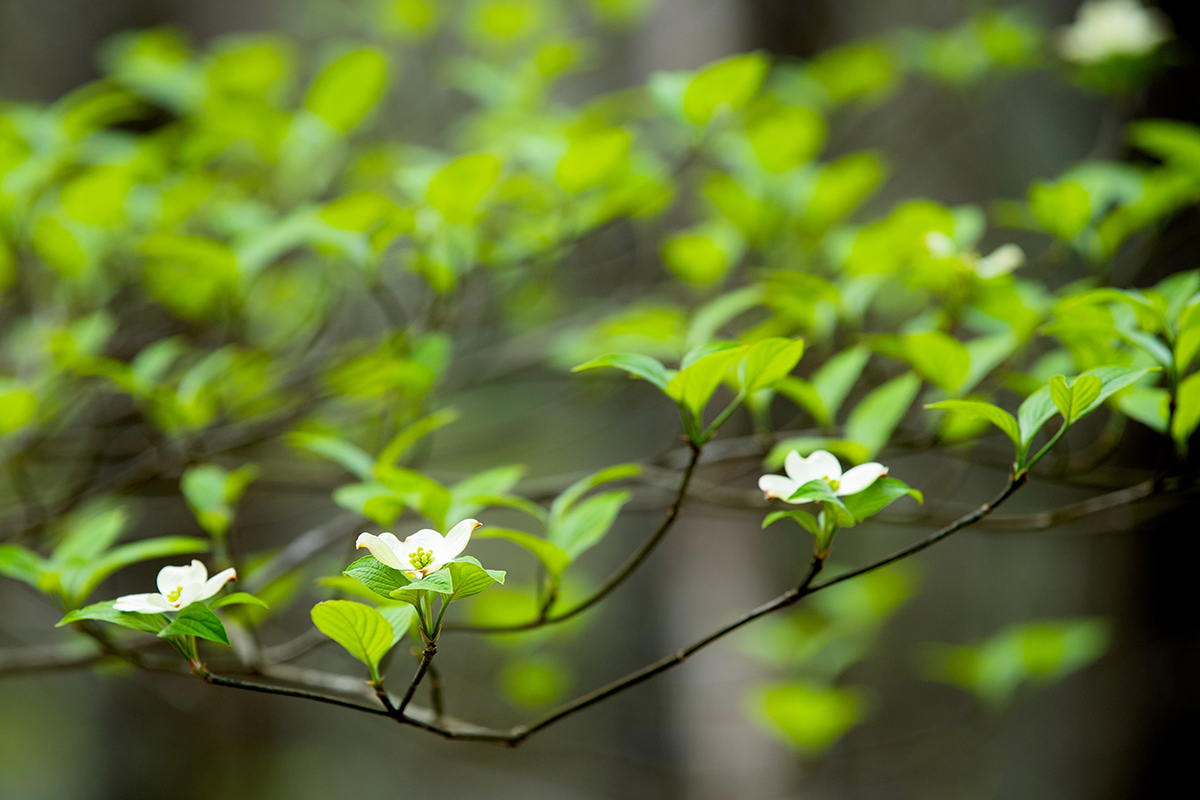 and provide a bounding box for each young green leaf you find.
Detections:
[344,555,409,599]
[844,372,921,458]
[682,53,769,125]
[549,490,632,560]
[925,400,1020,446]
[812,346,871,422]
[375,408,459,474]
[762,510,820,536]
[839,478,923,526]
[70,536,209,604]
[304,48,388,133]
[0,544,49,590]
[310,600,394,676]
[58,600,167,634]
[474,527,570,577]
[904,331,969,394]
[445,557,506,601]
[209,592,269,610]
[549,464,640,523]
[159,602,230,645]
[740,337,805,394]
[666,345,747,420]
[1048,374,1102,424]
[1172,371,1200,450]
[290,432,375,480]
[572,353,674,391]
